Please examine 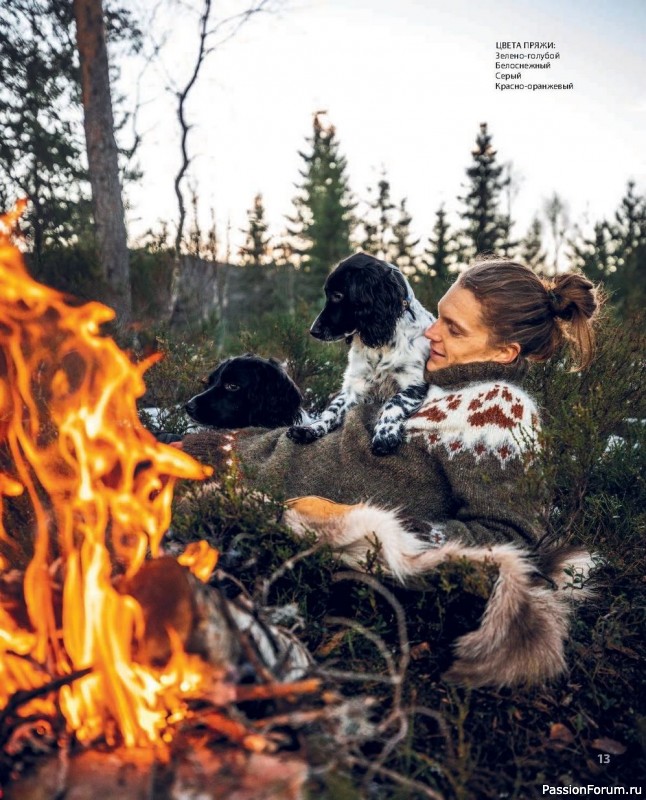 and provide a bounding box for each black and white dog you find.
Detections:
[287,252,435,455]
[184,354,311,429]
